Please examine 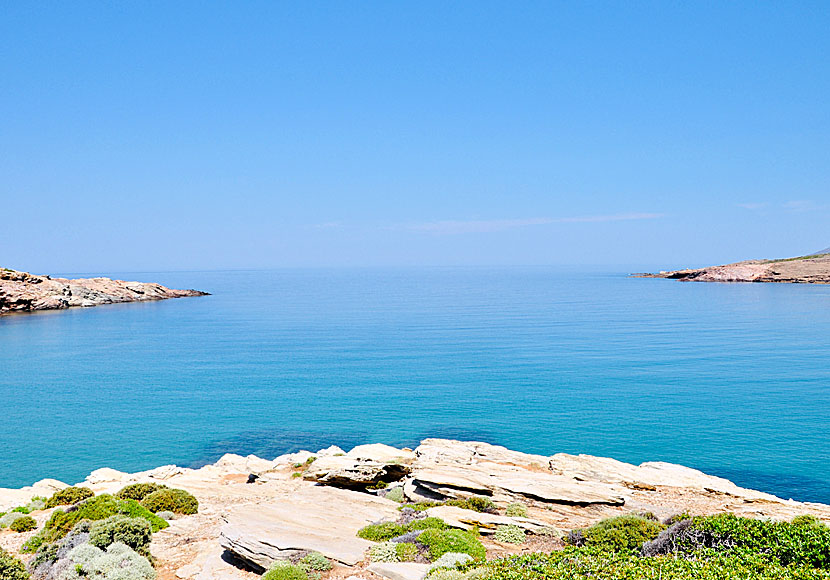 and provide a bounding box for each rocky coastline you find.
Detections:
[0,268,208,315]
[2,439,828,580]
[634,251,830,283]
